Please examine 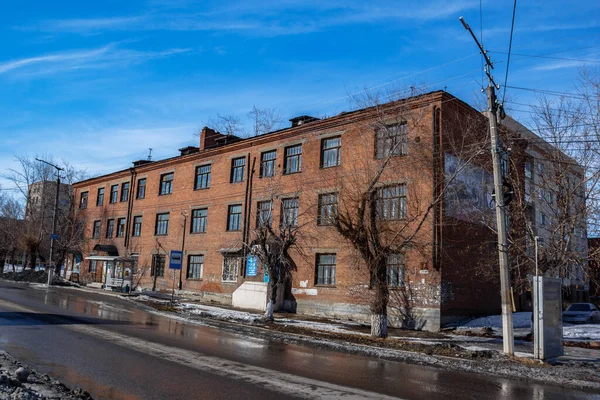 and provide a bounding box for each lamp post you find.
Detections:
[535,236,540,277]
[35,158,64,286]
[179,211,188,290]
